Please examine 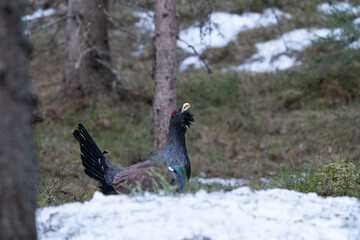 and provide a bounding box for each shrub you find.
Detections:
[276,157,360,198]
[295,9,360,104]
